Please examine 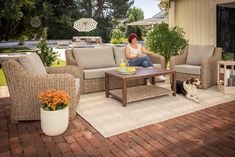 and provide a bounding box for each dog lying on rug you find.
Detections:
[176,78,201,103]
